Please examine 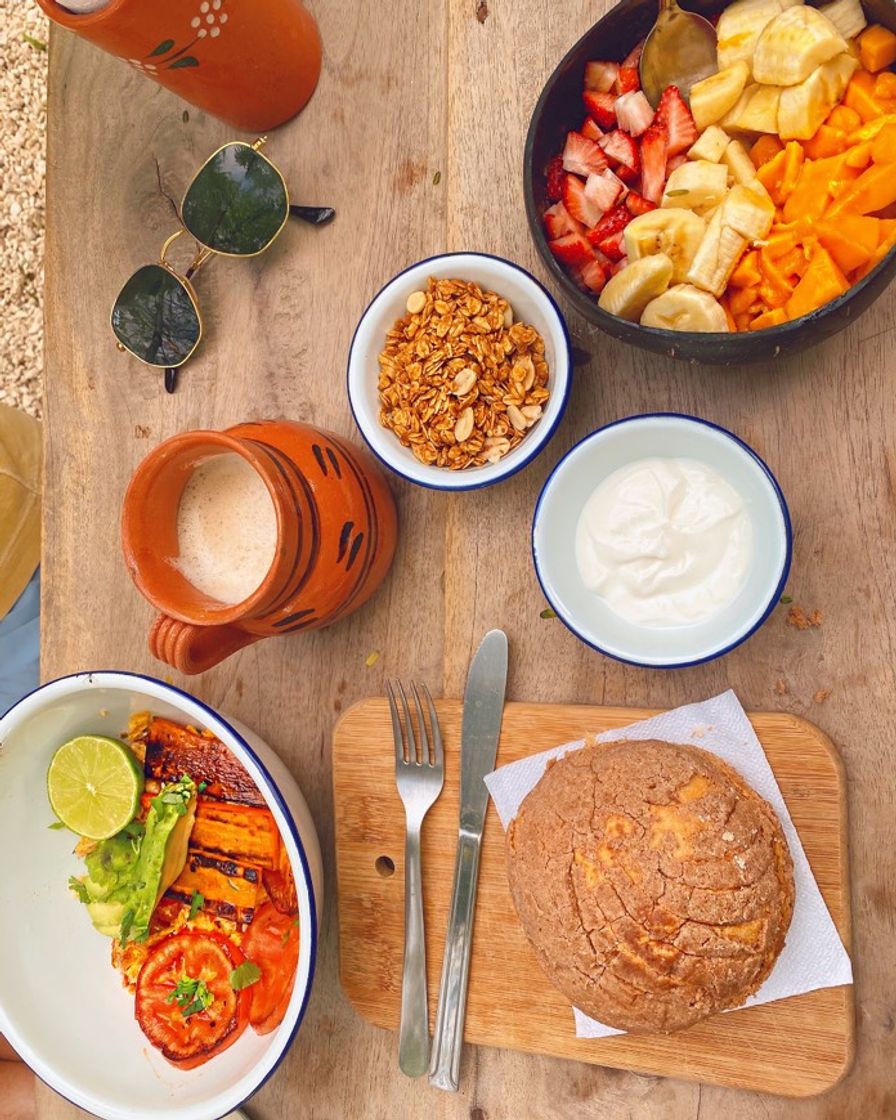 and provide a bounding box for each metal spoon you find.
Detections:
[639,0,718,108]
